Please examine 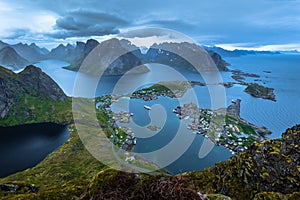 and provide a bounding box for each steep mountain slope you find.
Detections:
[142,42,229,71]
[0,41,9,50]
[185,124,300,199]
[207,50,229,71]
[60,38,228,74]
[47,42,85,62]
[0,46,29,70]
[64,38,149,75]
[11,43,48,62]
[0,65,71,126]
